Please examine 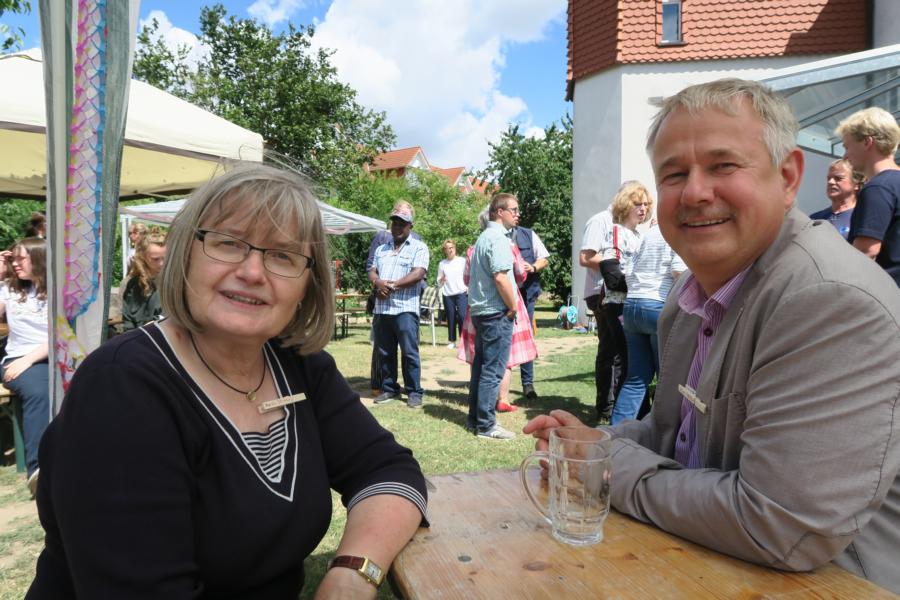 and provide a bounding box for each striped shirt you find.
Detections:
[625,225,687,302]
[242,416,289,482]
[372,237,430,315]
[673,268,751,468]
